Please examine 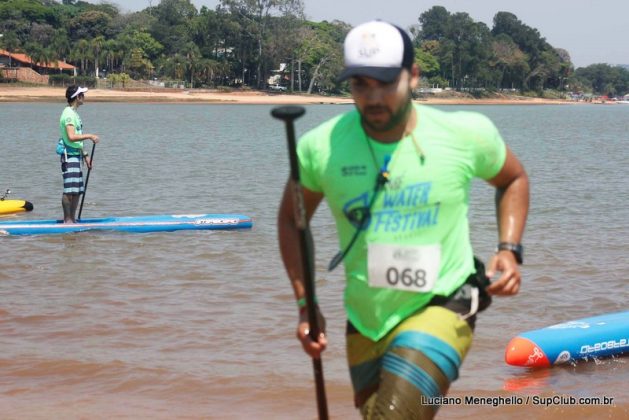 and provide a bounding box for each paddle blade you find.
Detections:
[271,106,305,121]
